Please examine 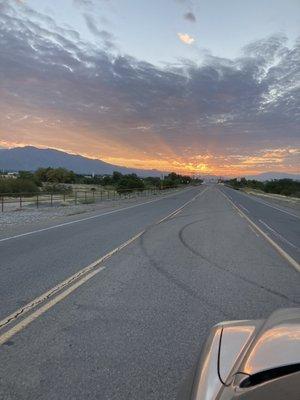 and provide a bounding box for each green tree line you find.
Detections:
[0,168,202,195]
[225,177,300,198]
